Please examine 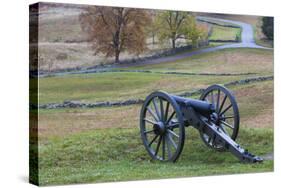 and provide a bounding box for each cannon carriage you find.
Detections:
[139,84,263,163]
